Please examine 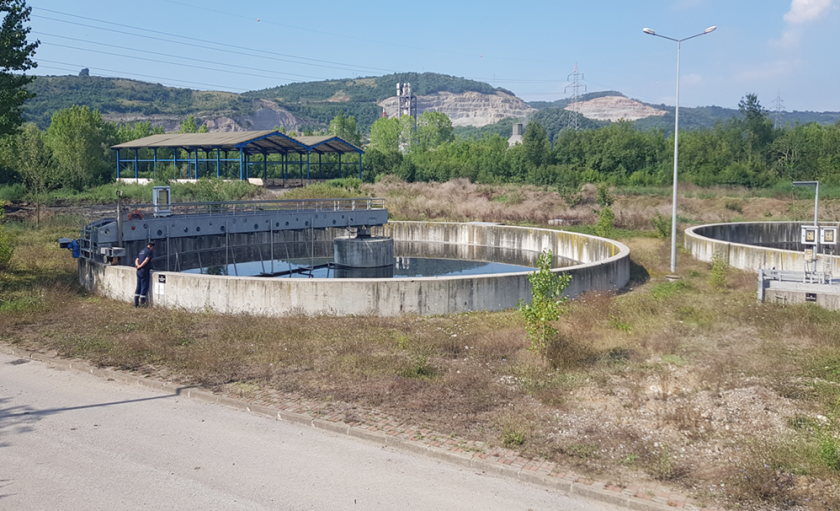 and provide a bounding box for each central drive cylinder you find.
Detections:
[334,236,394,268]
